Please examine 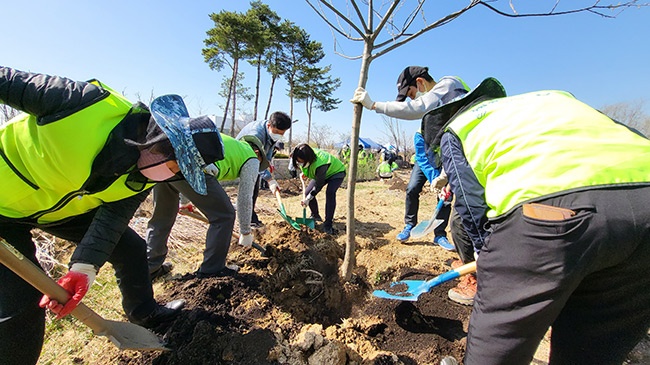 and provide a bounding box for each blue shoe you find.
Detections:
[434,236,456,251]
[396,224,413,241]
